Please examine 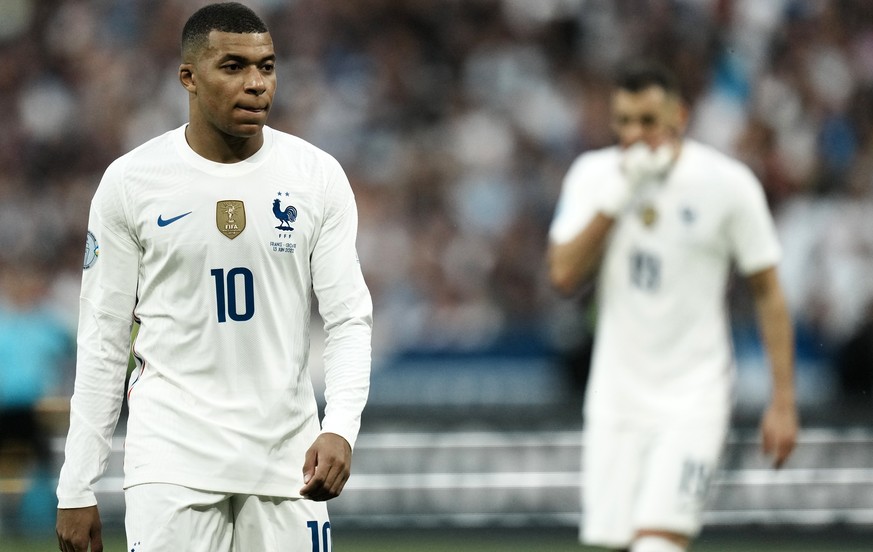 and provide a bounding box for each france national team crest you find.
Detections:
[216,200,246,239]
[681,206,697,224]
[270,192,298,254]
[272,195,297,231]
